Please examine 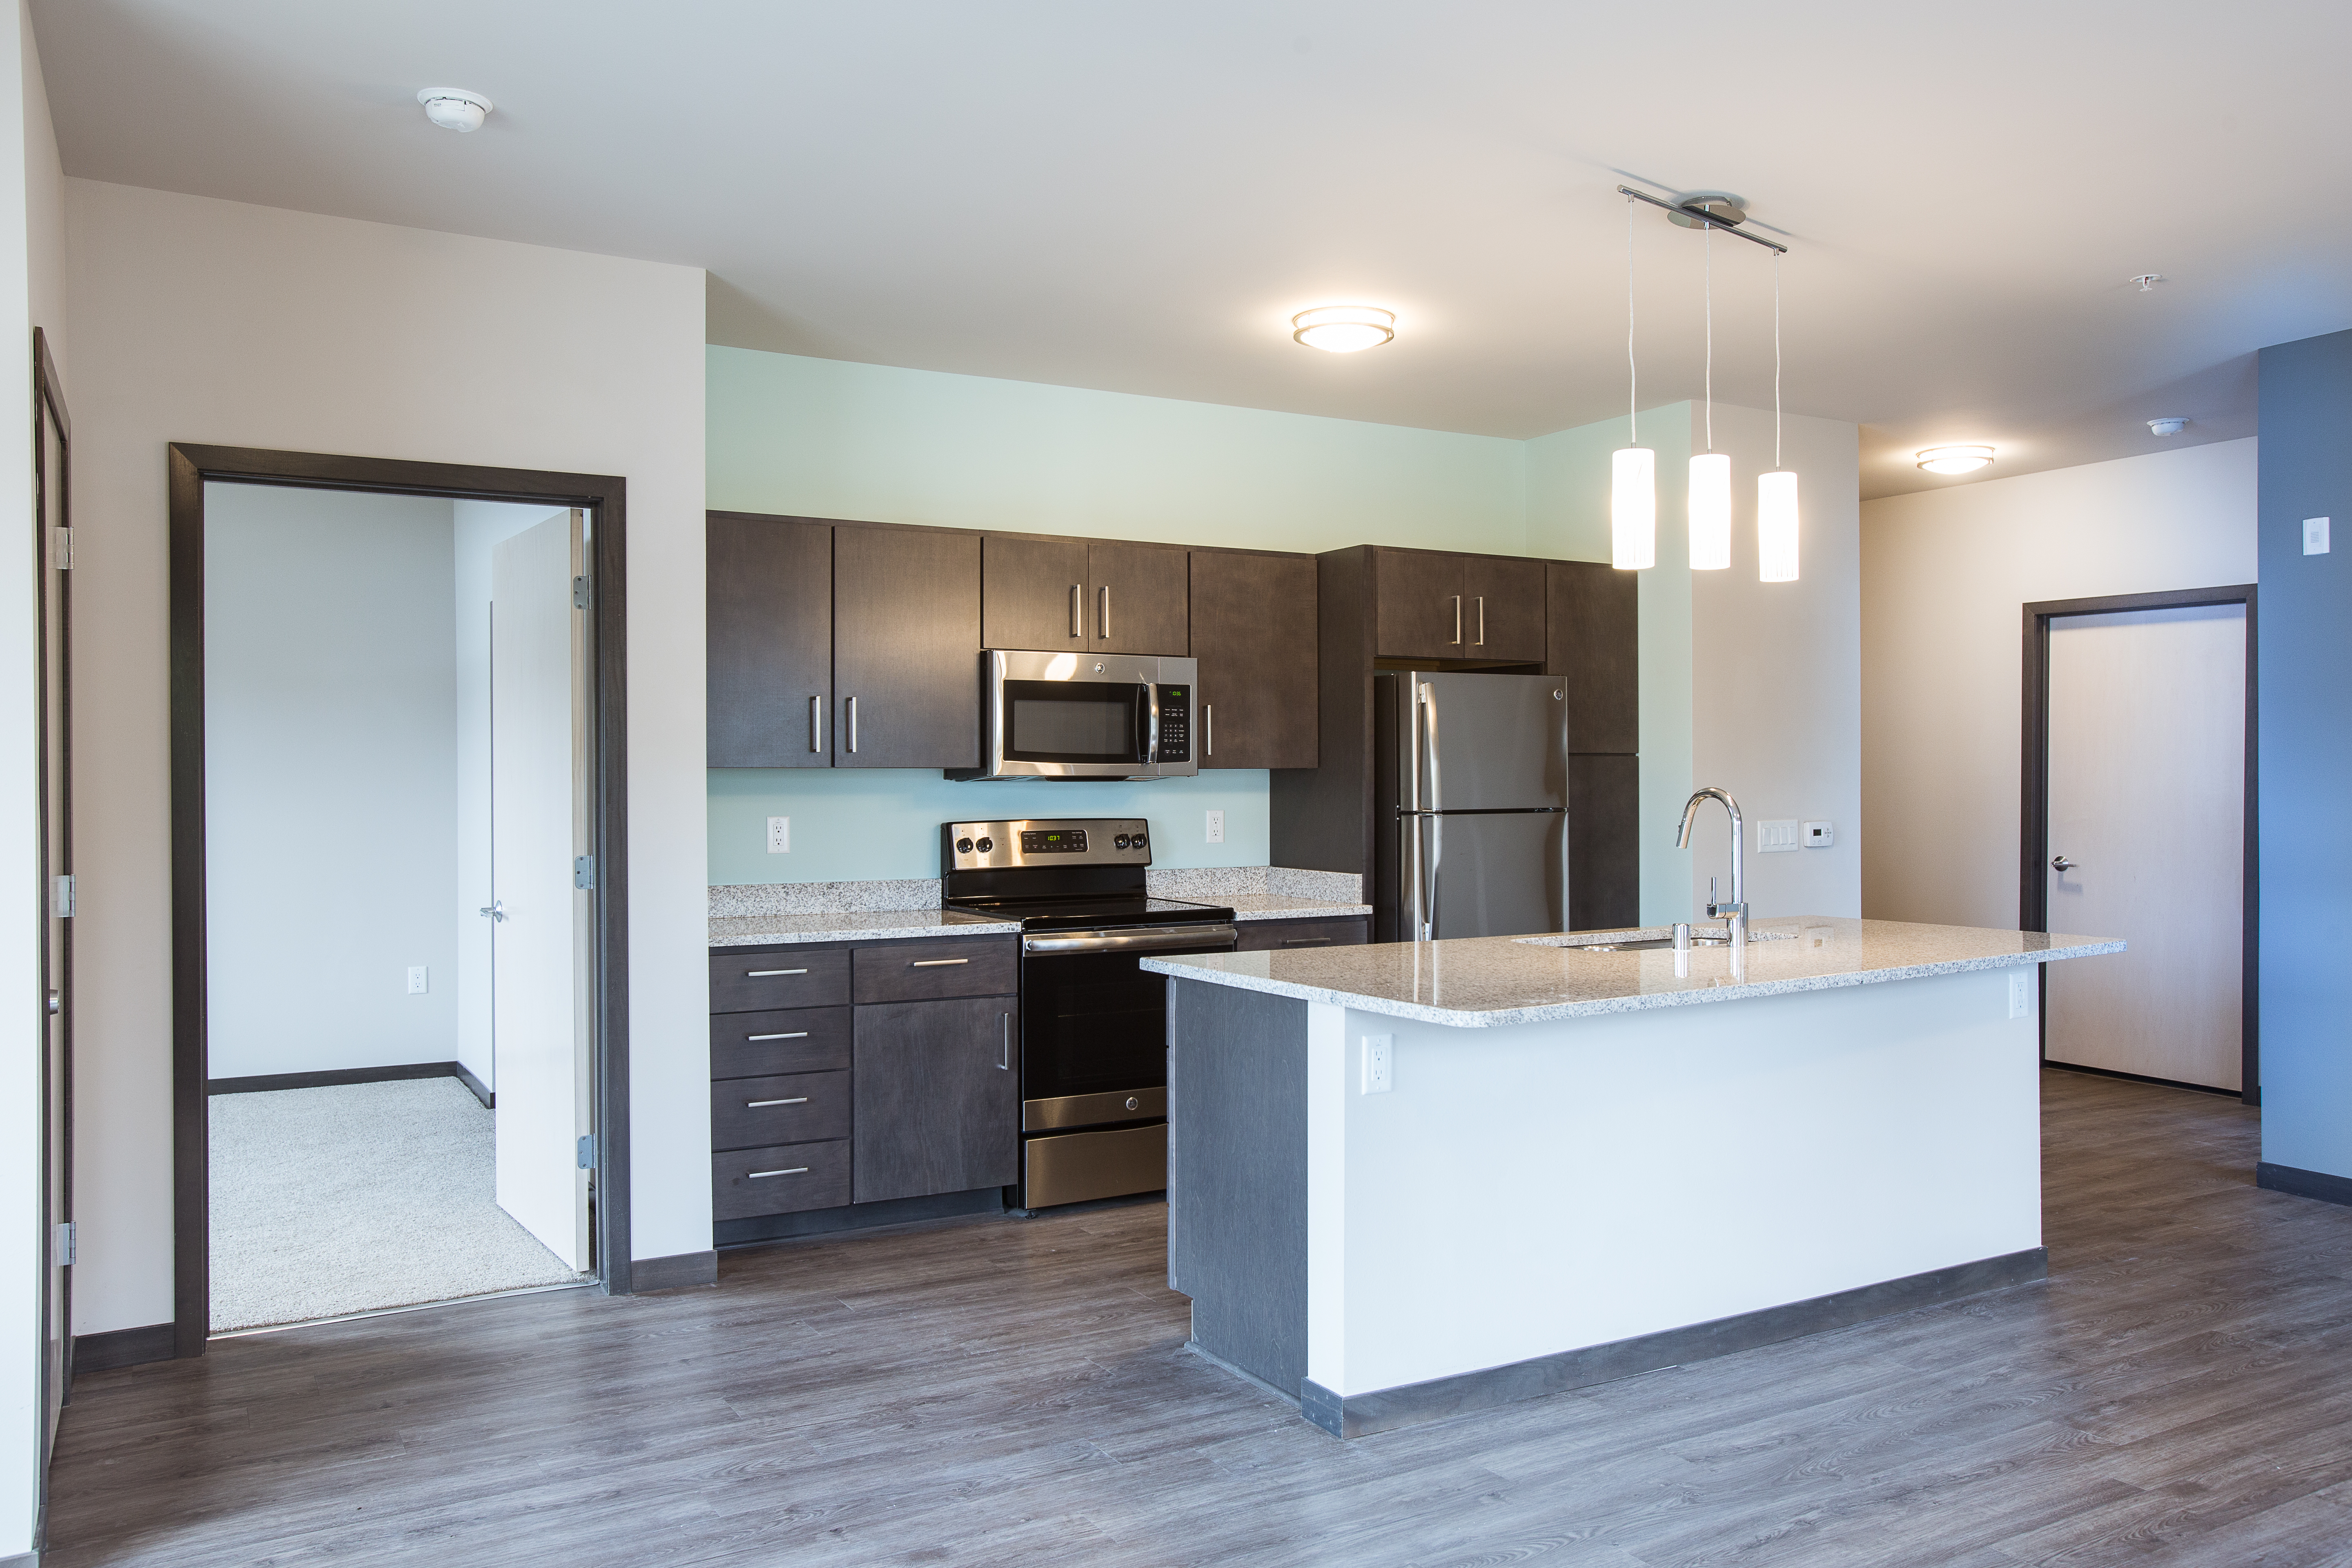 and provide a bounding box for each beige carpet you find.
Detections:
[209,1077,585,1333]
